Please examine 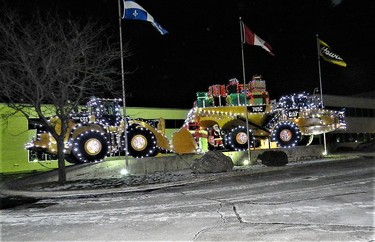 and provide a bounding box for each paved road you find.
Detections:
[1,157,374,241]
